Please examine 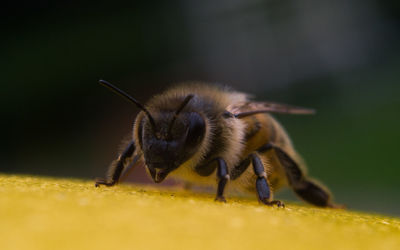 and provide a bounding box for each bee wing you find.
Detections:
[228,101,316,118]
